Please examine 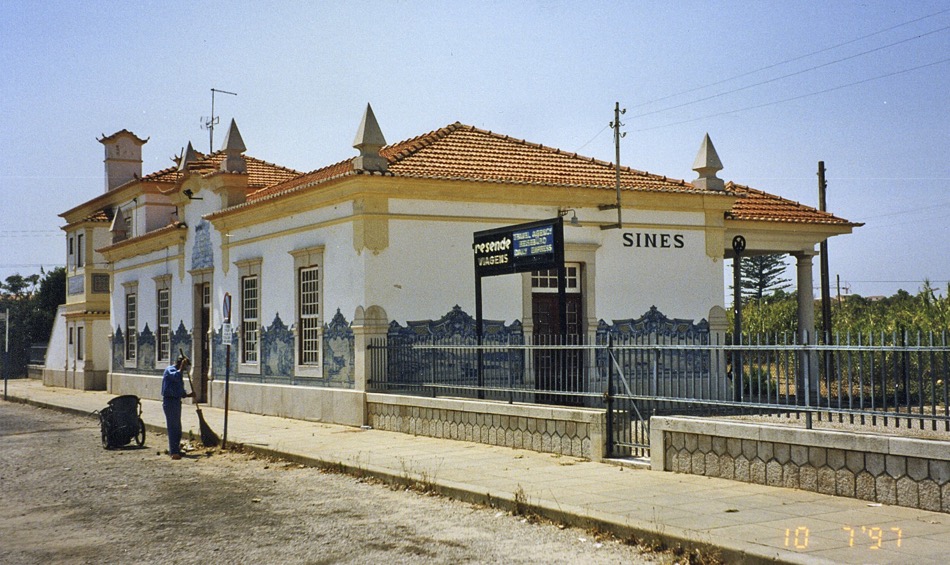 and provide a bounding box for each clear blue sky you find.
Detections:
[2,1,948,298]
